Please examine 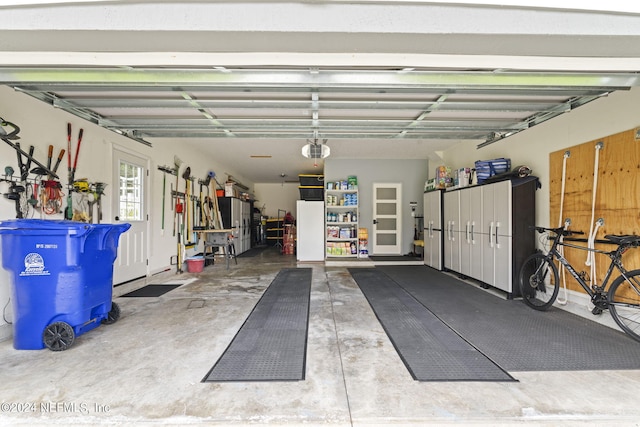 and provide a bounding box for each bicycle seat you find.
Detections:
[604,234,640,247]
